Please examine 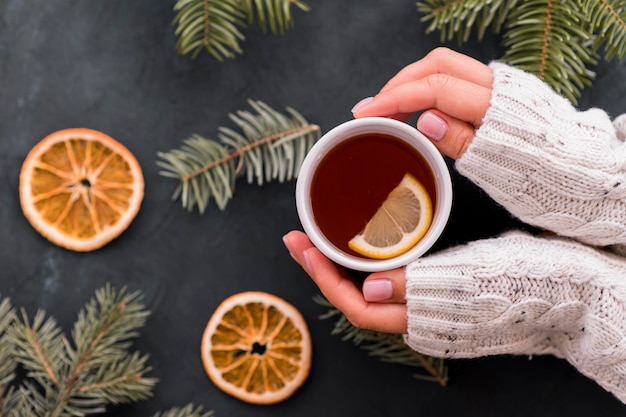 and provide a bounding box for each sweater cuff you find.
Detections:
[455,62,626,246]
[404,231,565,359]
[404,231,626,403]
